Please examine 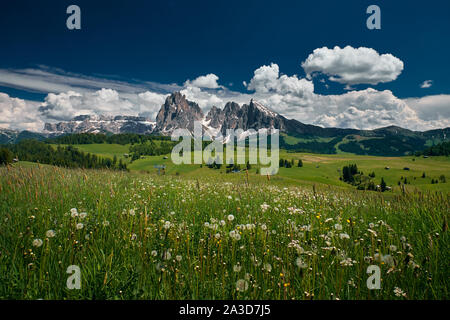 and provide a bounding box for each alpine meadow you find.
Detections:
[1,0,450,305]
